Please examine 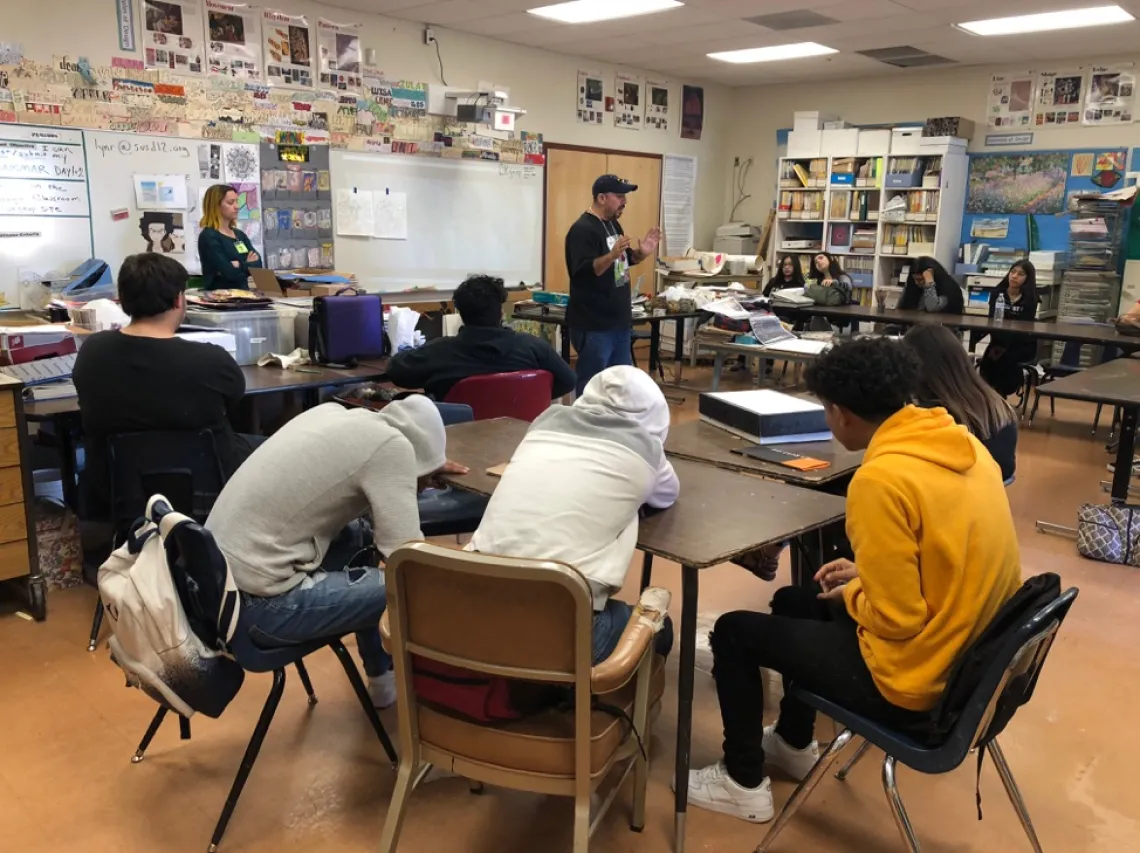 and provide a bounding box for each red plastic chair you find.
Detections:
[443,370,553,422]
